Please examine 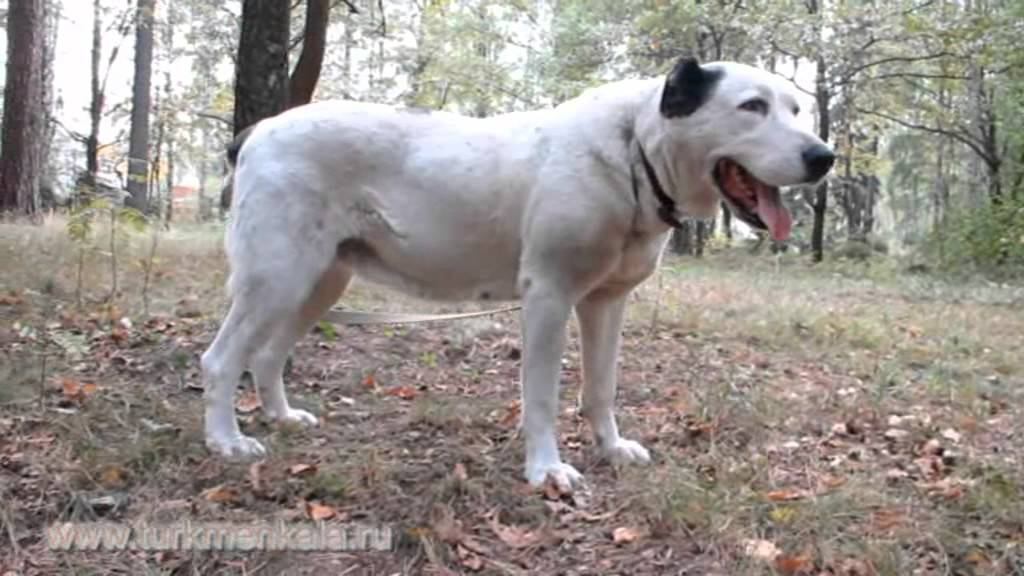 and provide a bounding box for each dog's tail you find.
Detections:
[219,124,258,212]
